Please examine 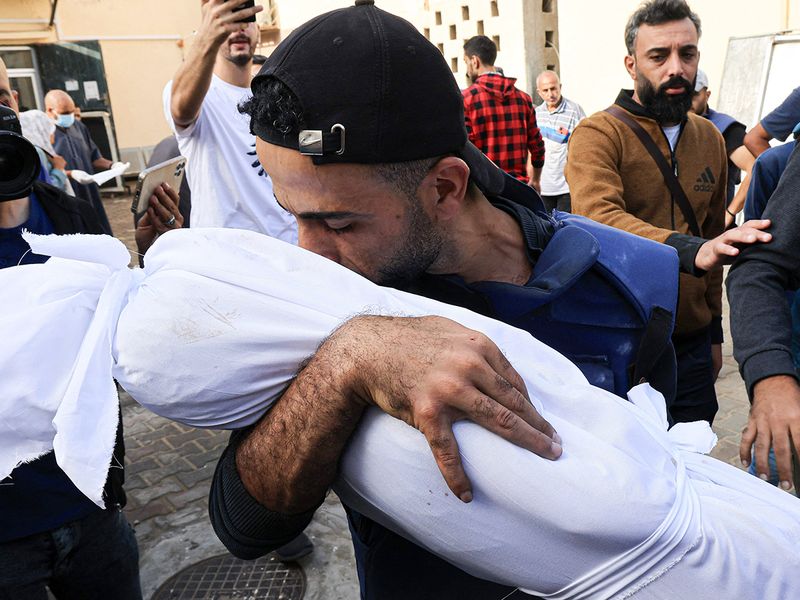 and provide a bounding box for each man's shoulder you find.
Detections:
[462,83,481,99]
[572,107,619,134]
[759,141,796,170]
[32,181,105,235]
[685,112,725,145]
